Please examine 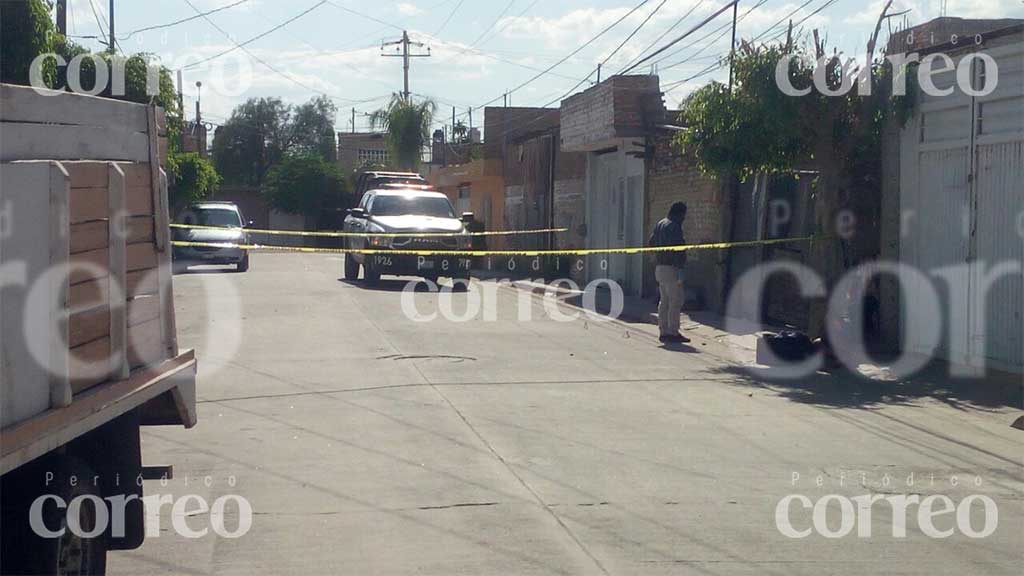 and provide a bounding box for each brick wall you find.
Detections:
[560,75,661,152]
[645,131,728,310]
[337,132,388,173]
